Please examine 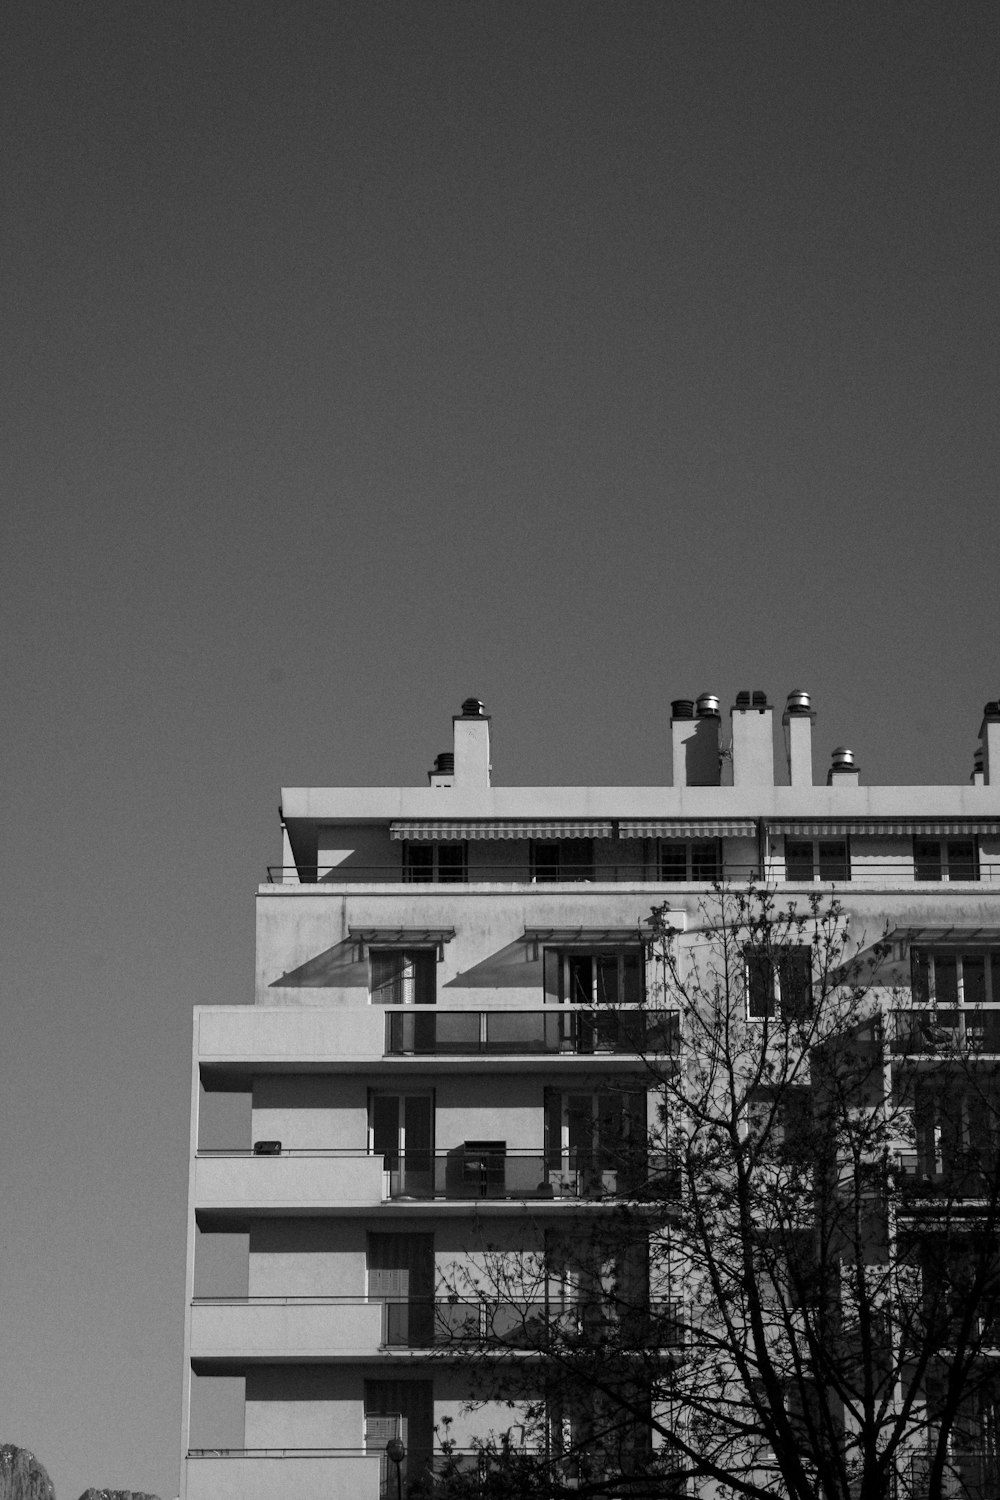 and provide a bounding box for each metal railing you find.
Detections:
[896,1153,1000,1201]
[890,1009,1000,1055]
[266,862,1000,886]
[383,1007,679,1057]
[909,1452,1000,1500]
